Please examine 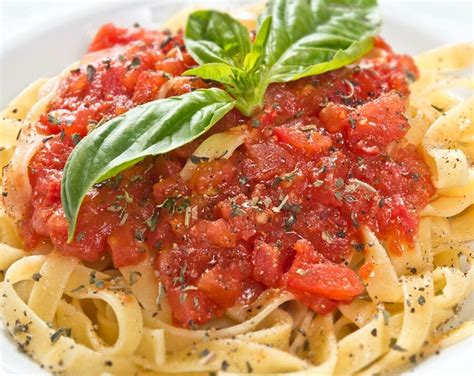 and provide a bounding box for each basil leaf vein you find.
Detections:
[61,88,234,239]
